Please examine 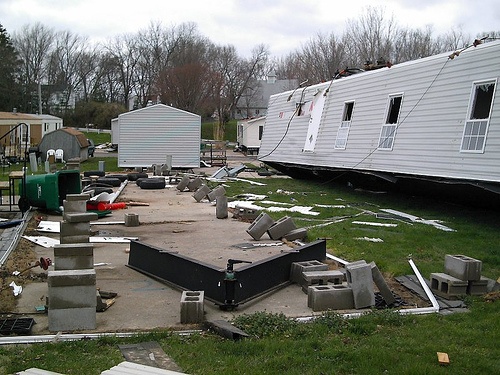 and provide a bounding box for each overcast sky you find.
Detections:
[1,0,499,57]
